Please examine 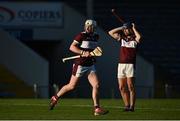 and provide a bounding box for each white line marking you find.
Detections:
[0,103,180,111]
